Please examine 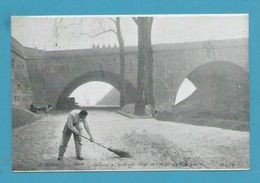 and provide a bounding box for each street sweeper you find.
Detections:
[58,109,93,160]
[58,109,131,160]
